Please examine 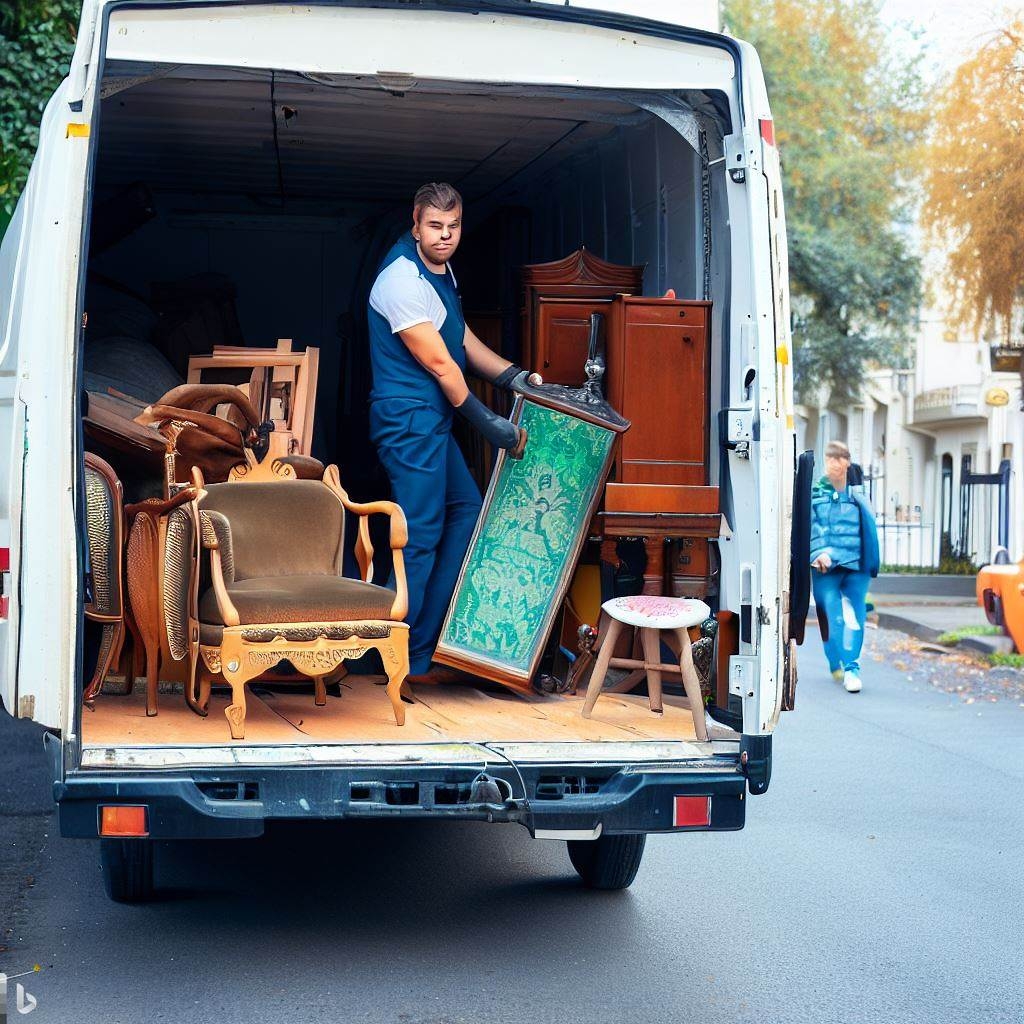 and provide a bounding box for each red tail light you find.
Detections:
[99,805,149,837]
[673,795,711,827]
